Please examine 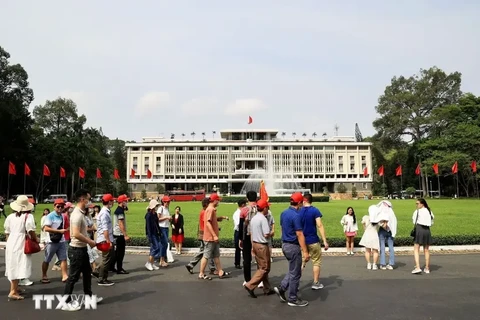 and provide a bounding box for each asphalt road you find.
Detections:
[0,250,479,320]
